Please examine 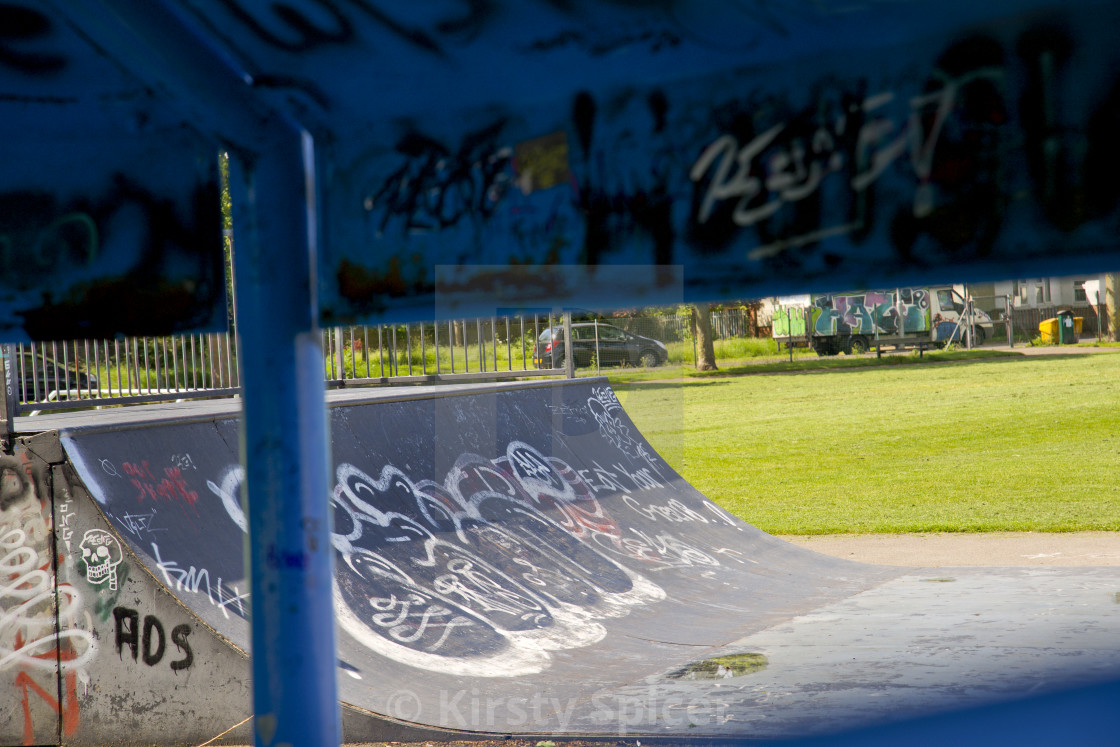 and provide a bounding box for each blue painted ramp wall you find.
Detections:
[179,0,1120,321]
[7,1,1120,330]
